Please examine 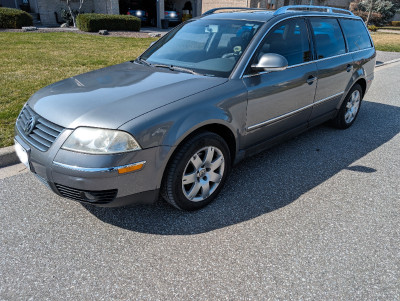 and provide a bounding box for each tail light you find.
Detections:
[127,12,130,15]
